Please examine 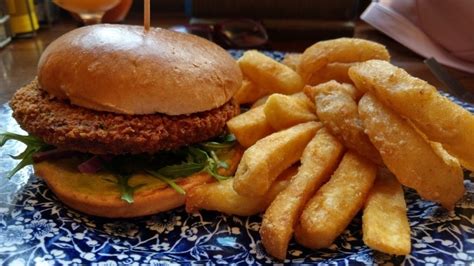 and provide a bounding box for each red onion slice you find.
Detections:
[78,155,104,173]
